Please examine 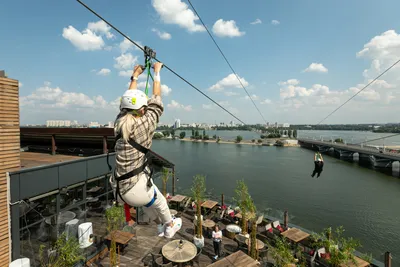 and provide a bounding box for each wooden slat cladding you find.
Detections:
[0,76,20,265]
